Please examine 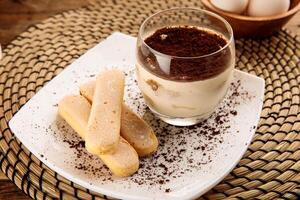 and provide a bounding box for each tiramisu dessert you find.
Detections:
[136,26,235,125]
